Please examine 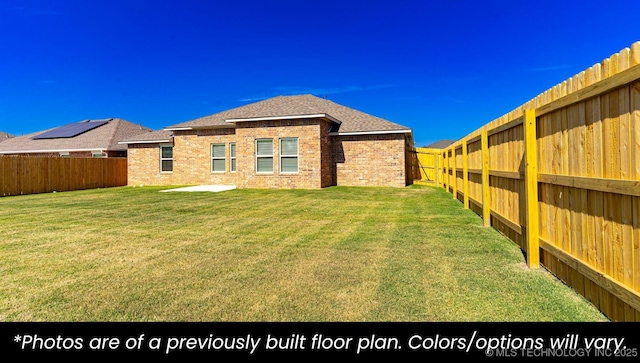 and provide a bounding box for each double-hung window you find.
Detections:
[230,142,236,172]
[211,143,226,172]
[160,145,173,172]
[280,138,298,173]
[256,138,273,173]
